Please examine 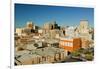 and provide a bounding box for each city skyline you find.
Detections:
[15,4,94,65]
[15,4,94,28]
